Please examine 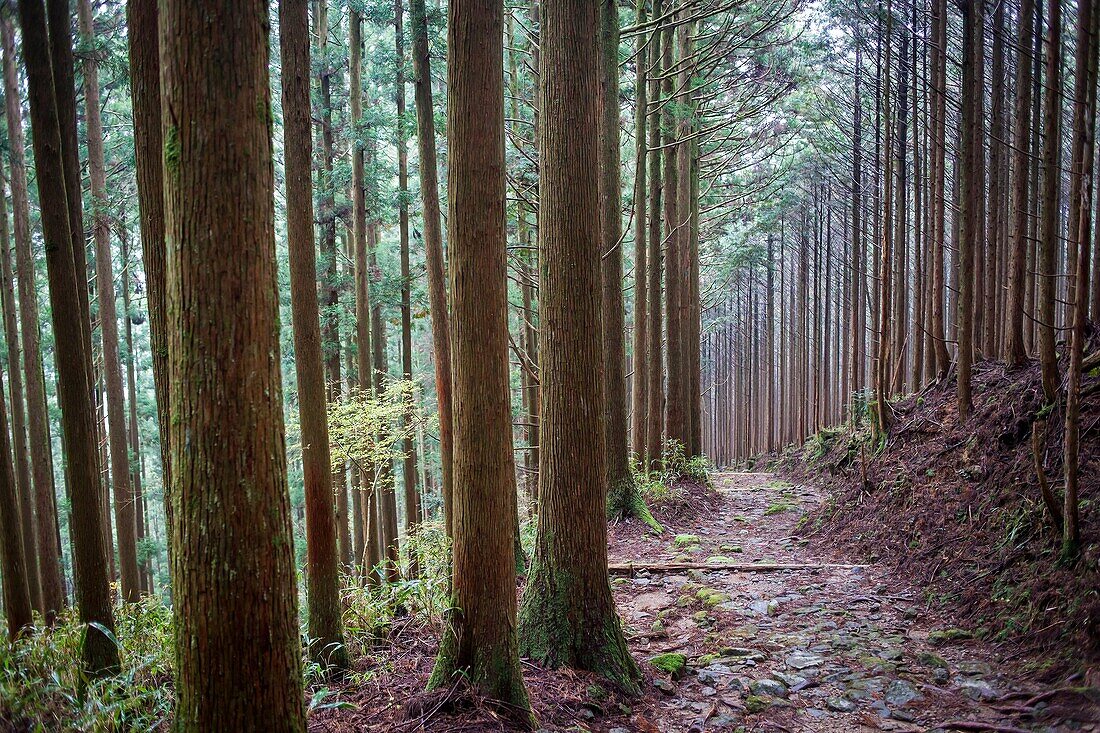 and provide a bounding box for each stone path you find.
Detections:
[608,472,1100,733]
